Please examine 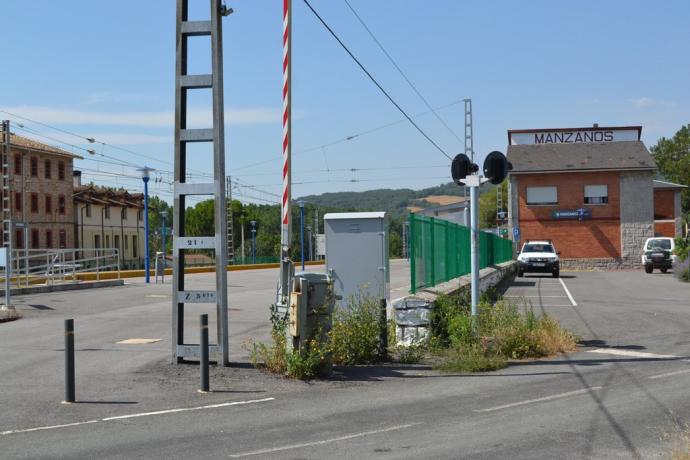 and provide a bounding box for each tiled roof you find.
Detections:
[74,184,144,207]
[507,141,656,174]
[1,127,83,159]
